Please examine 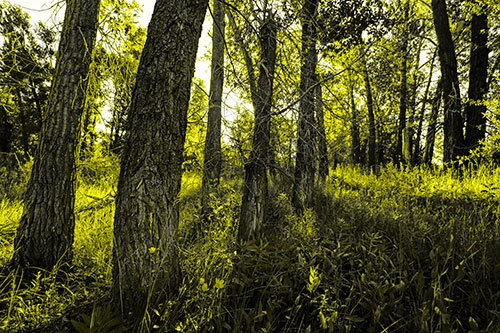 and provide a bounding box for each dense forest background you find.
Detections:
[0,0,500,331]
